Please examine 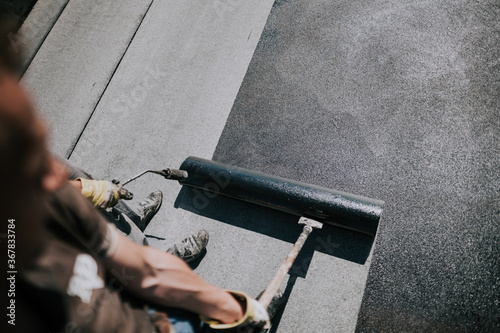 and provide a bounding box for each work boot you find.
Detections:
[167,229,209,263]
[134,190,163,232]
